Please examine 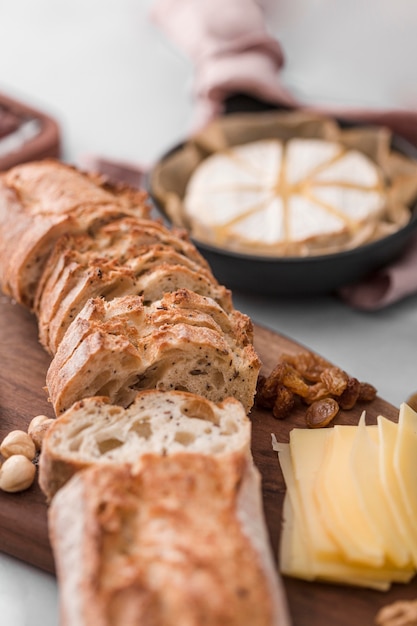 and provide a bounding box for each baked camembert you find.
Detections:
[183,138,387,256]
